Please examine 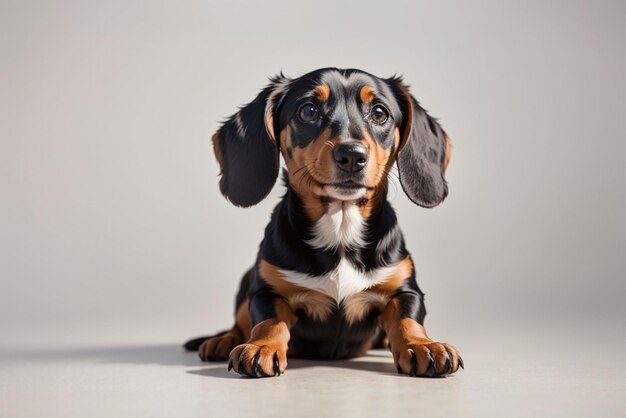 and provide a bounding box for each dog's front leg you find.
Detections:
[379,294,463,377]
[228,294,297,378]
